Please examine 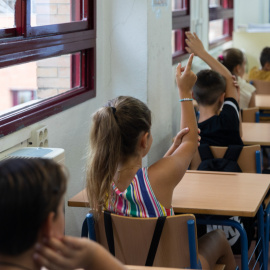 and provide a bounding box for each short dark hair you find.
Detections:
[193,70,226,106]
[260,47,270,68]
[0,158,67,256]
